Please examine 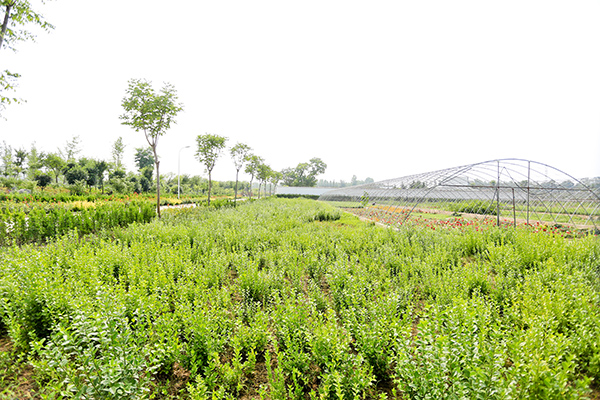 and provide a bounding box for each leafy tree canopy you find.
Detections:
[42,152,65,183]
[111,137,125,170]
[0,140,14,177]
[230,142,251,172]
[26,142,44,178]
[60,135,81,162]
[281,157,327,187]
[244,154,263,180]
[134,147,154,172]
[195,133,227,175]
[257,163,272,183]
[33,172,51,188]
[64,164,87,185]
[120,78,183,217]
[1,0,55,116]
[195,133,227,206]
[120,79,183,146]
[230,142,252,203]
